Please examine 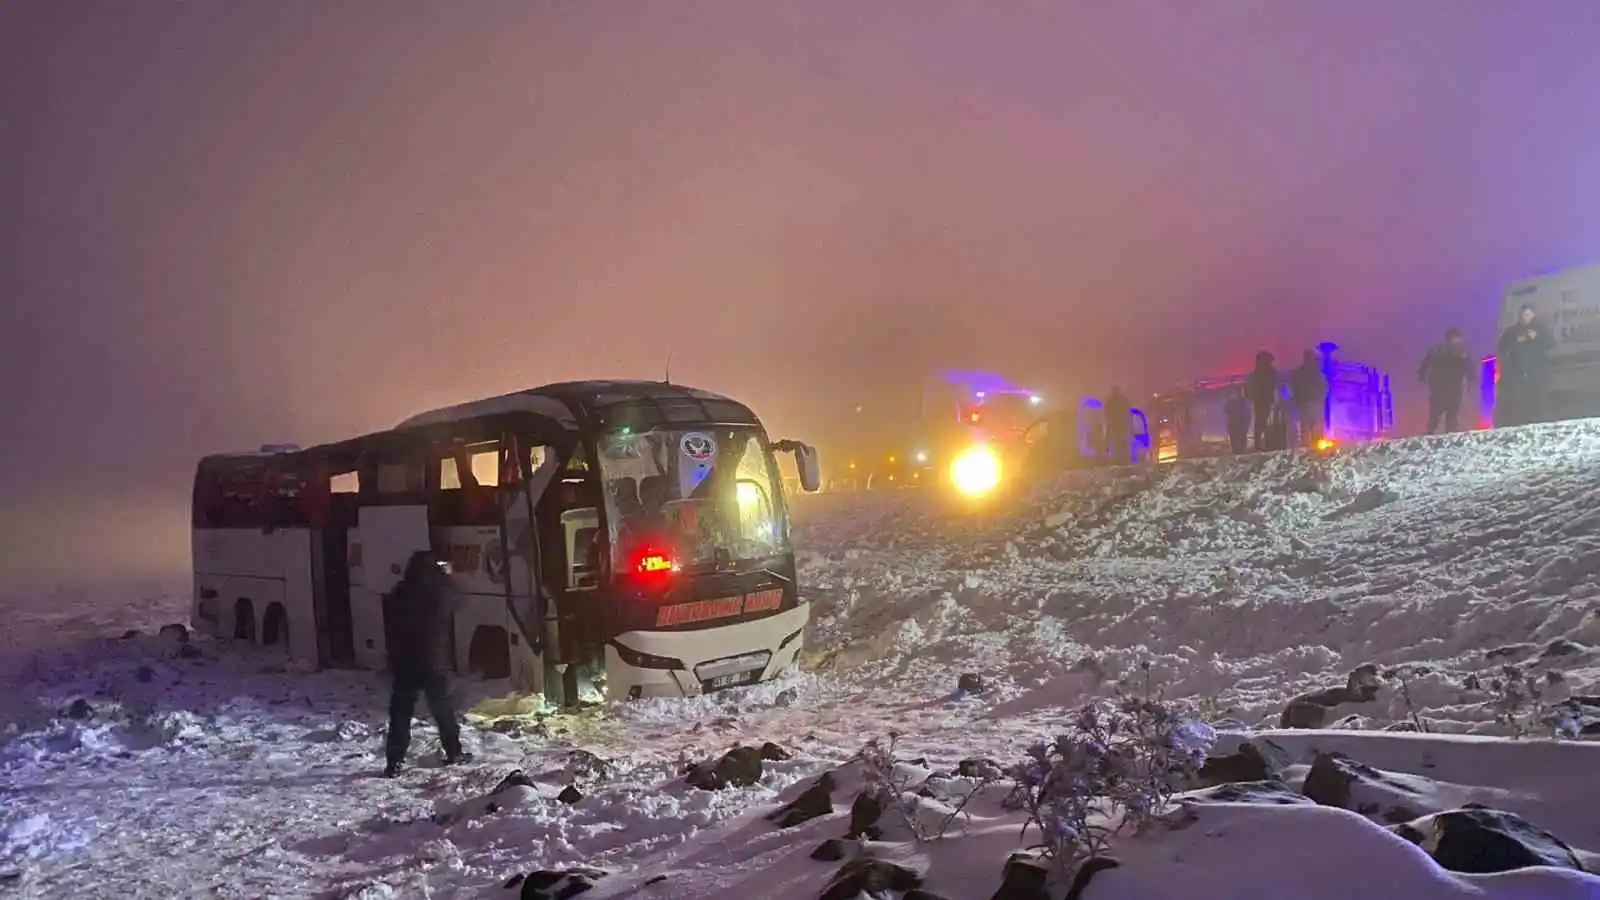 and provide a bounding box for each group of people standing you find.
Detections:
[1222,349,1330,454]
[1415,303,1555,434]
[1212,303,1556,458]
